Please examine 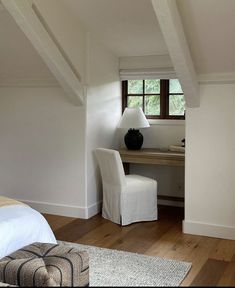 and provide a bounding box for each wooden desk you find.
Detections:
[119,148,185,203]
[119,148,185,167]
